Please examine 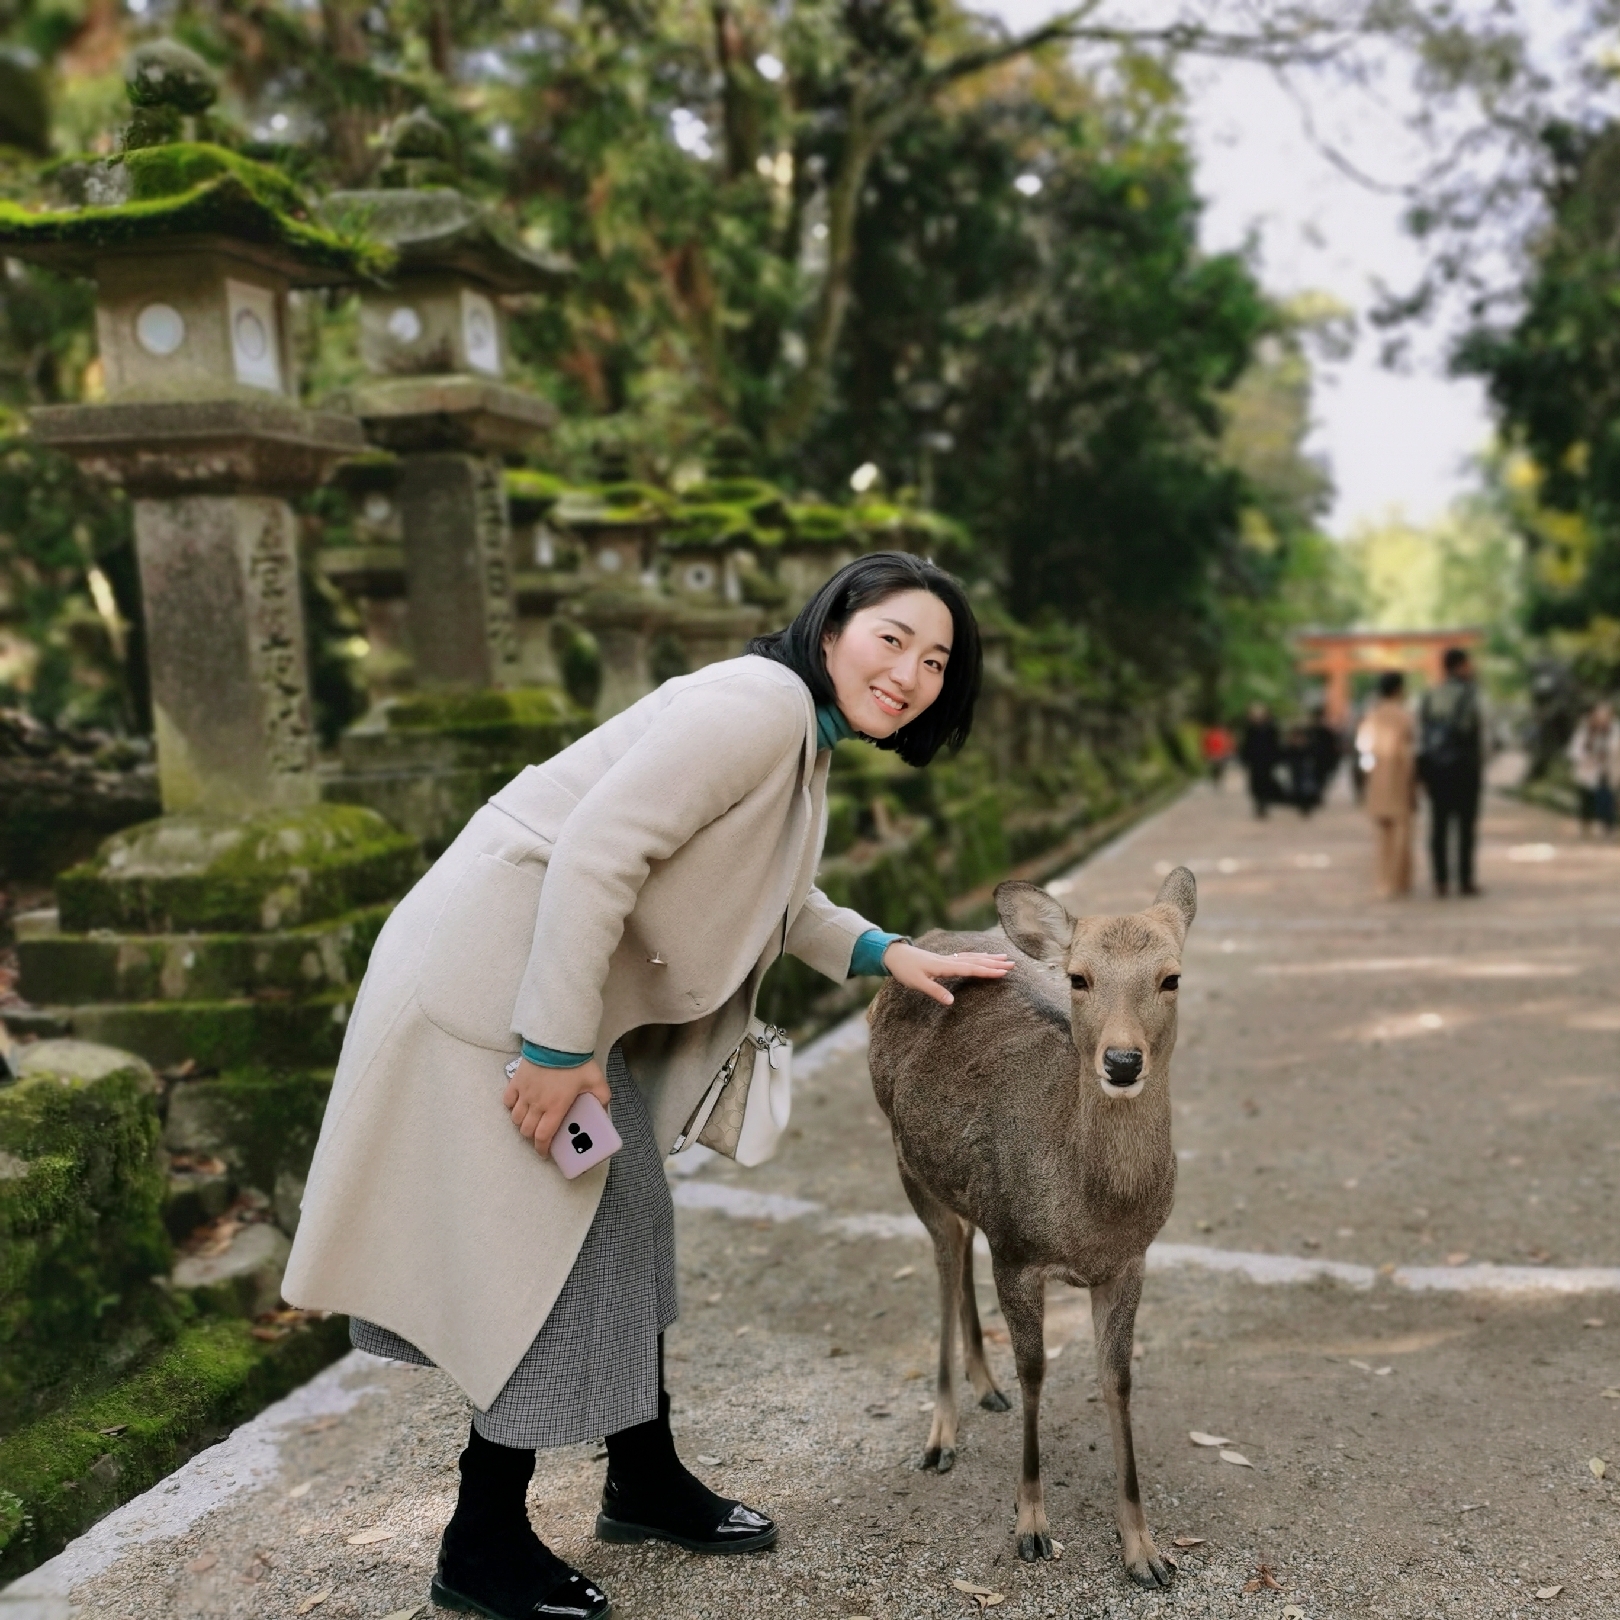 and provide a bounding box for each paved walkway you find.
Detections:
[10,778,1620,1619]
